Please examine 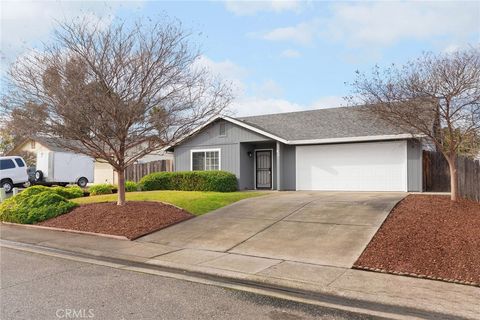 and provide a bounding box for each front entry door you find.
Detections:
[256,150,272,189]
